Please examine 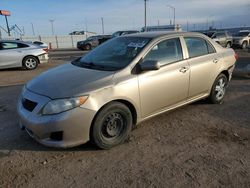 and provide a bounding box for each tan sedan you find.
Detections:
[17,32,237,149]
